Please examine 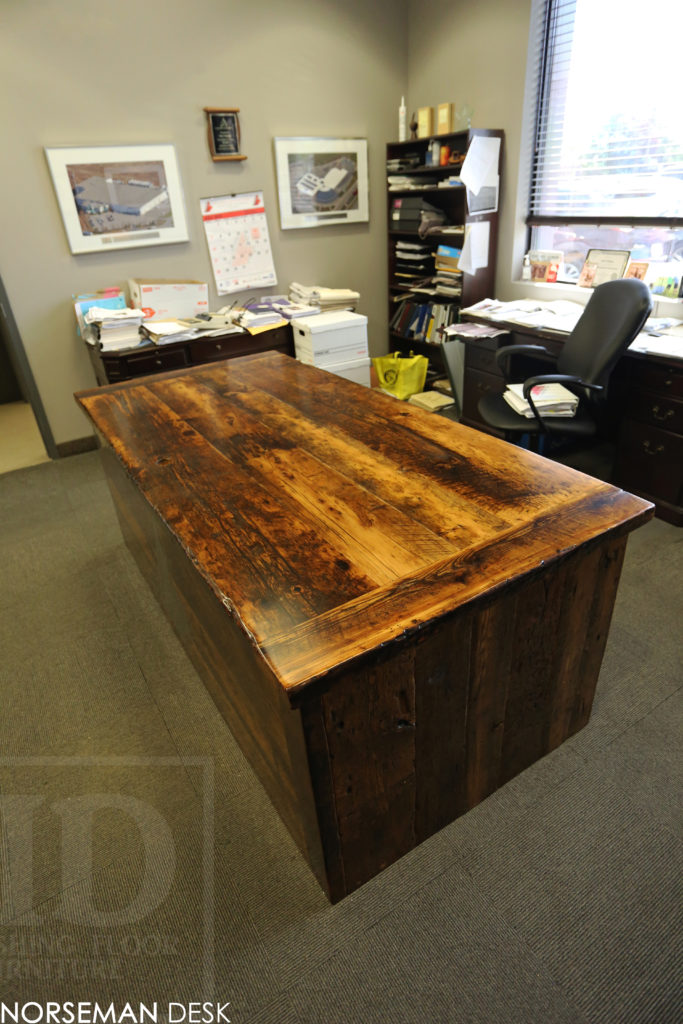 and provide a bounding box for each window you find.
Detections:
[528,0,683,286]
